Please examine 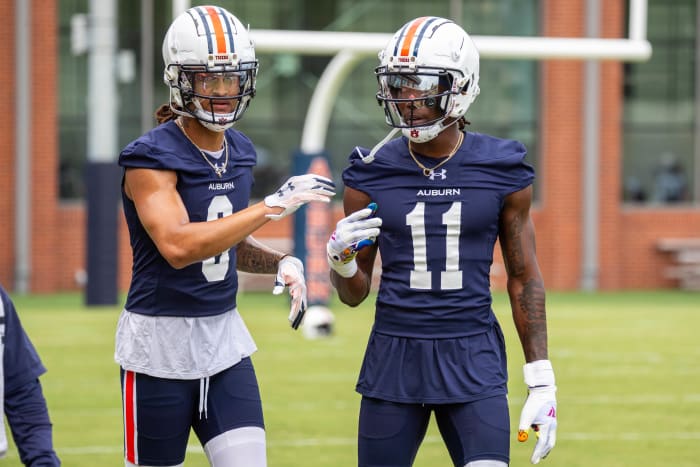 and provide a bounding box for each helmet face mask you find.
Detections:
[162,6,258,132]
[375,17,480,143]
[376,68,457,131]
